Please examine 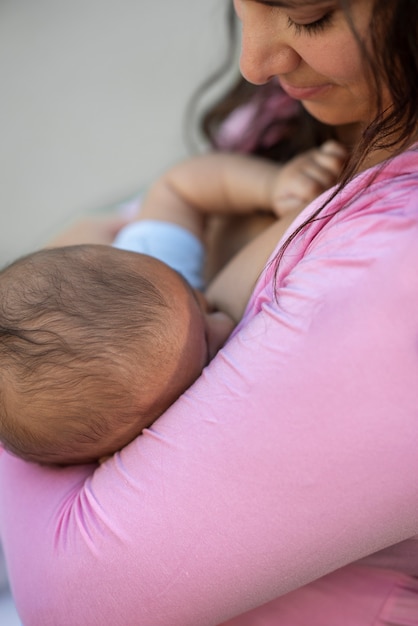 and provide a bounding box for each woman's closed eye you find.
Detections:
[287,11,334,35]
